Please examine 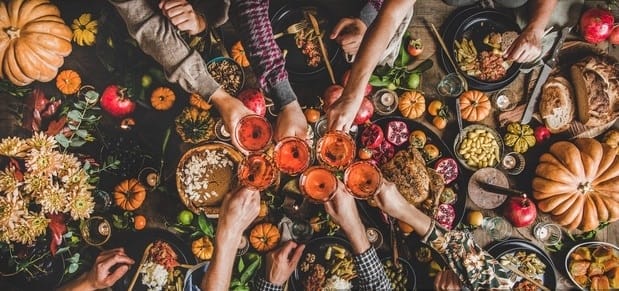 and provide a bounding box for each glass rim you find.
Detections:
[237,152,277,191]
[298,165,338,203]
[343,160,383,199]
[316,130,356,171]
[273,136,312,176]
[234,114,273,153]
[80,216,111,246]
